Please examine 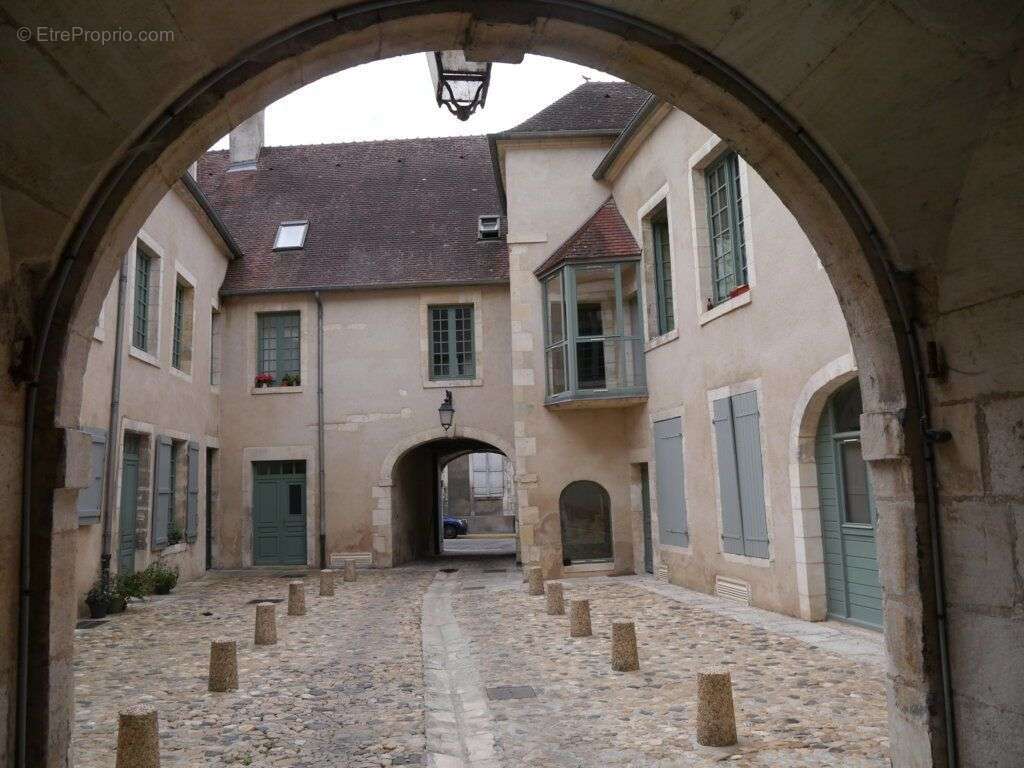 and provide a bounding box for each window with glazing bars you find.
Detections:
[429,305,475,379]
[705,152,747,304]
[257,312,301,385]
[650,205,674,334]
[133,245,152,351]
[172,282,185,369]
